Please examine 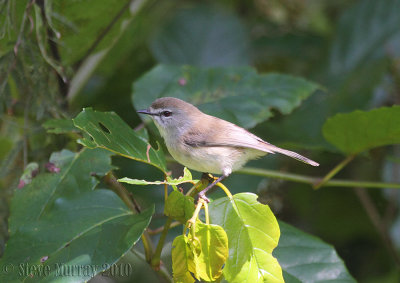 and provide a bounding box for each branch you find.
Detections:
[237,167,400,190]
